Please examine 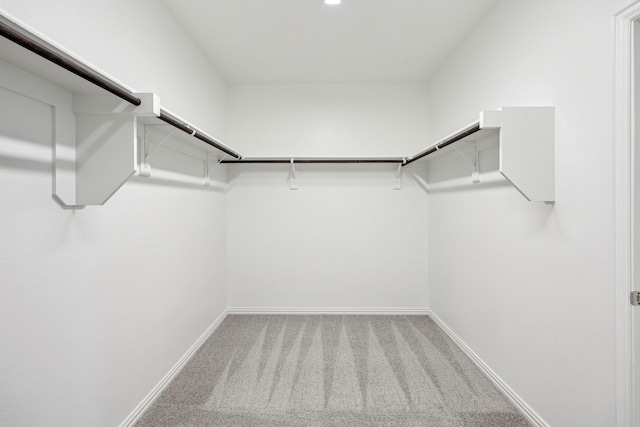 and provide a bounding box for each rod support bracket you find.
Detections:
[205,153,228,185]
[290,158,298,190]
[394,162,403,190]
